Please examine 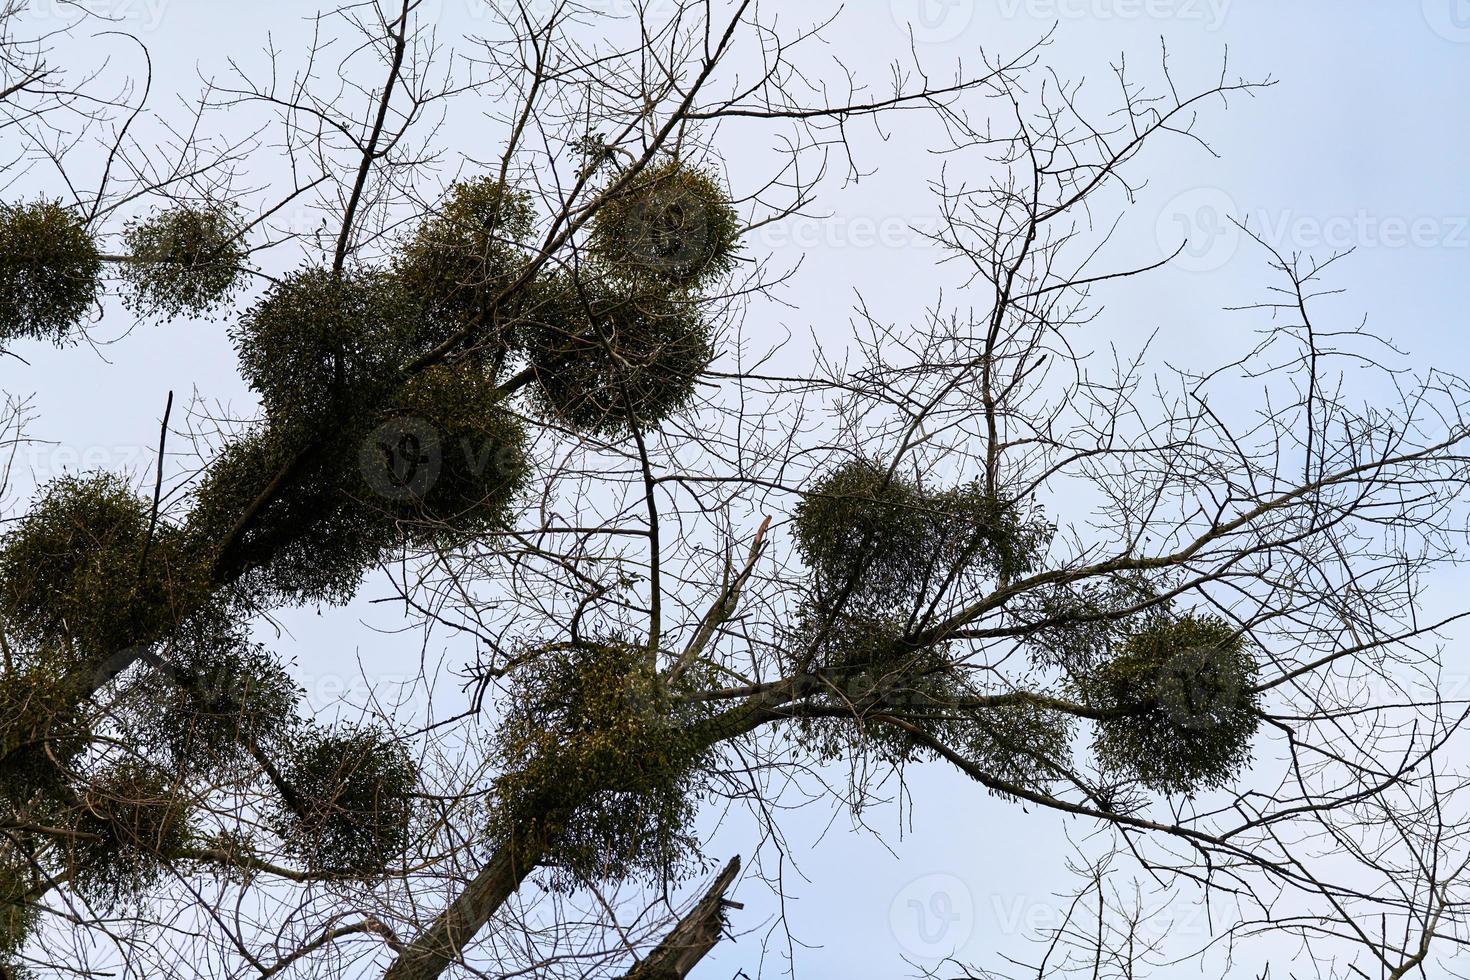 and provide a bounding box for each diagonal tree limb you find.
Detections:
[622,856,742,980]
